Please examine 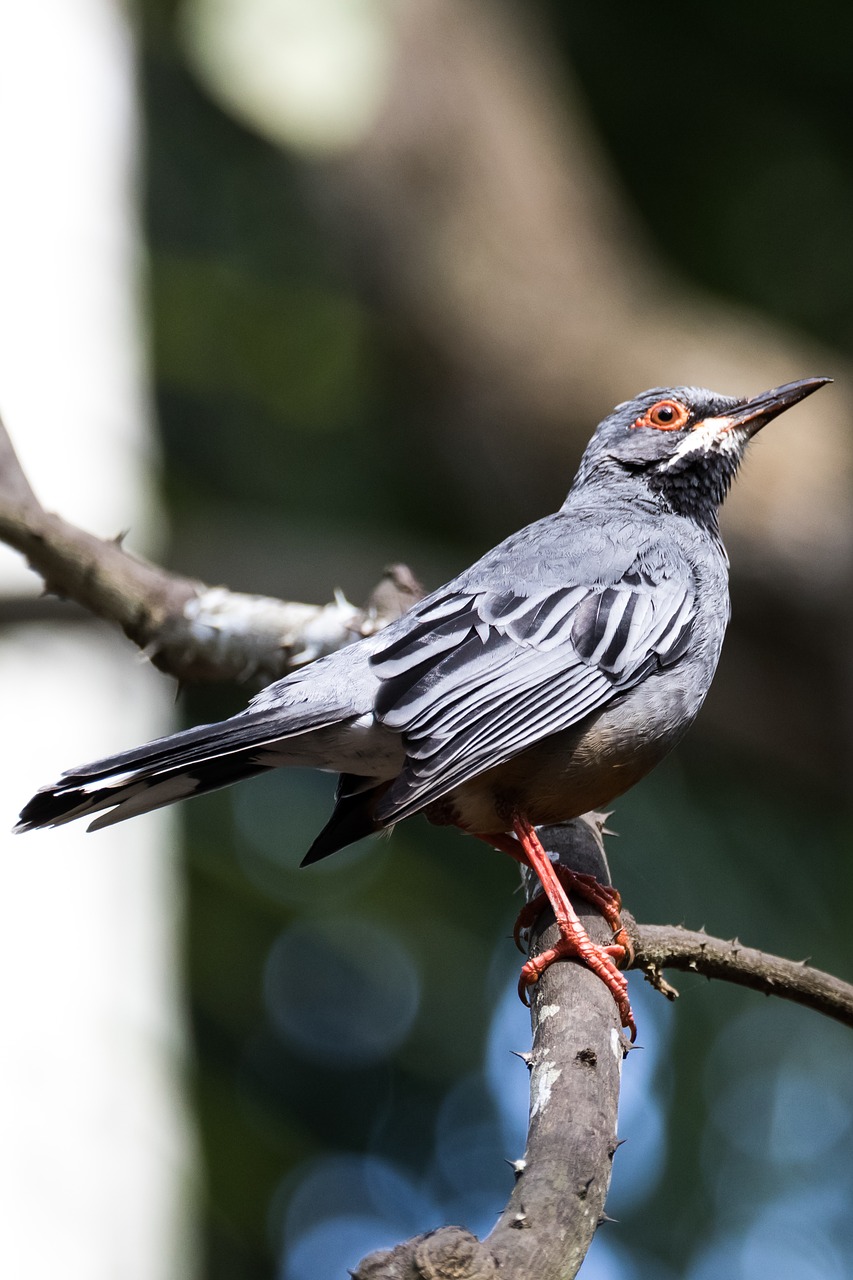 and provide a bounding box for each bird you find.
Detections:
[16,376,831,1037]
